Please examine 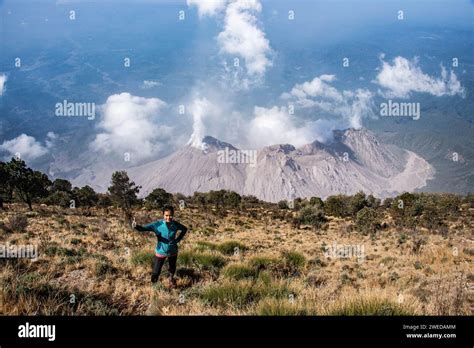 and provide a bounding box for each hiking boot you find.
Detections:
[169,277,177,289]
